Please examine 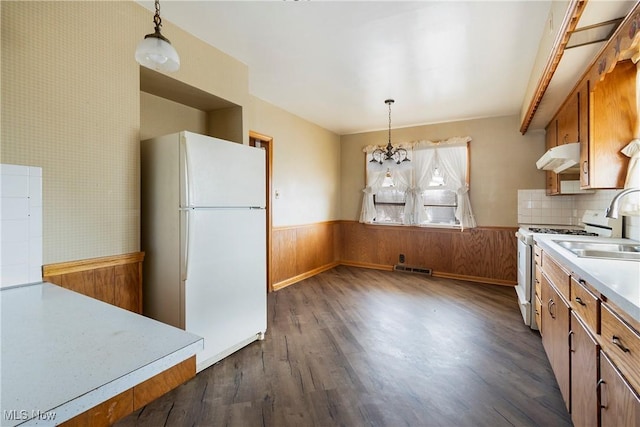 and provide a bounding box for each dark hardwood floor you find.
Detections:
[116,266,571,427]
